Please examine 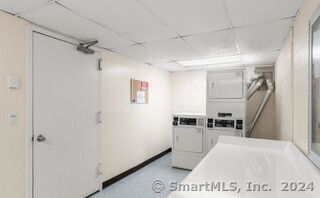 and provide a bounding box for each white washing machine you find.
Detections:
[172,113,206,170]
[206,68,247,154]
